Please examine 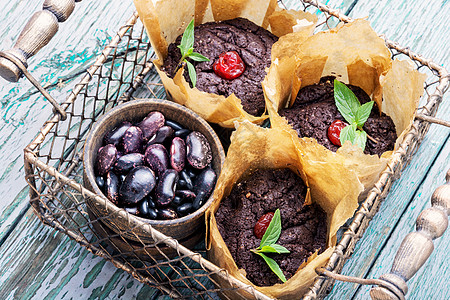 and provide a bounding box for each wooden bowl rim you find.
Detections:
[83,99,225,228]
